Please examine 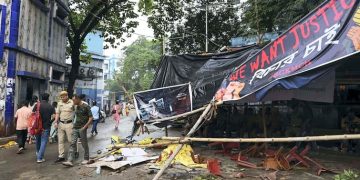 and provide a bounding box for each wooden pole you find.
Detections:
[262,103,267,150]
[262,103,267,138]
[147,106,207,124]
[152,102,215,180]
[161,134,360,143]
[165,126,168,137]
[112,140,191,149]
